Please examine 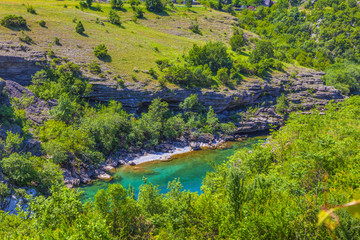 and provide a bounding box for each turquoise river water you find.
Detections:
[79,136,266,200]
